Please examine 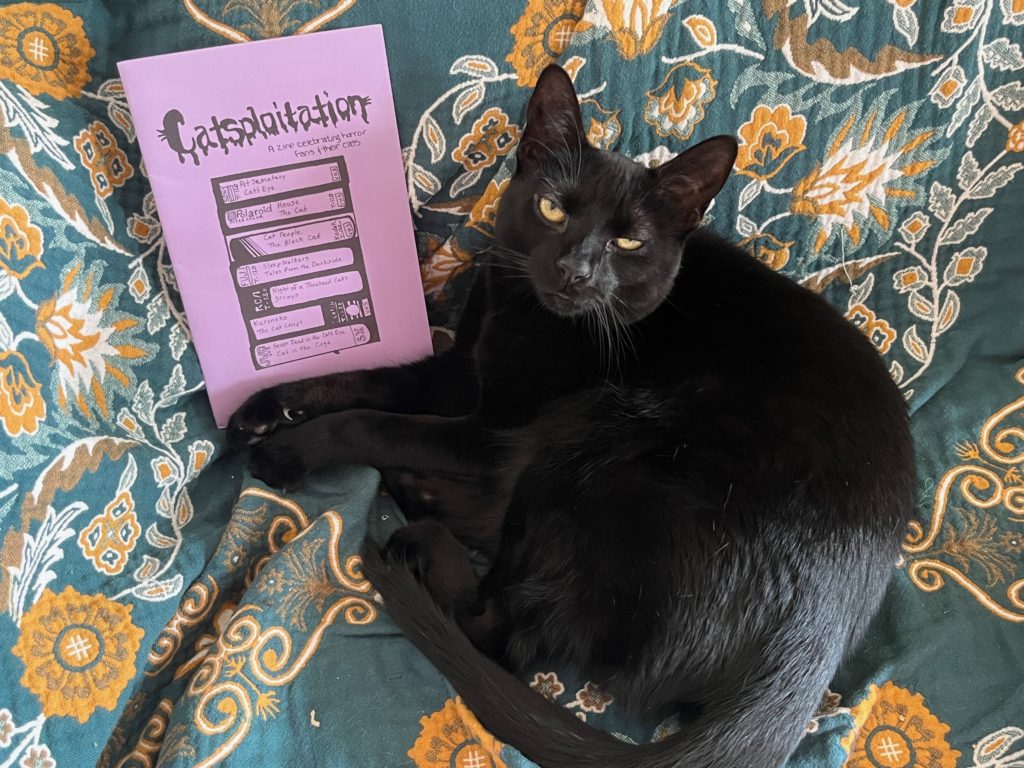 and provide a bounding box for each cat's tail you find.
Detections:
[361,540,799,768]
